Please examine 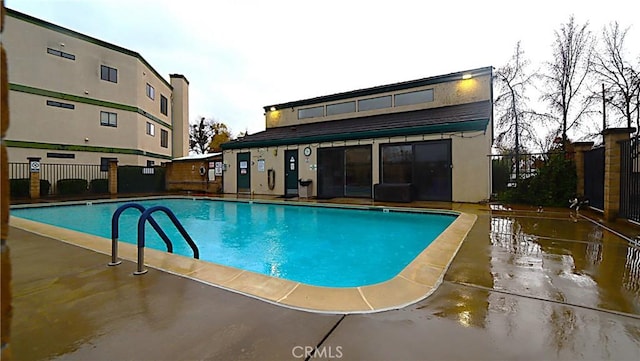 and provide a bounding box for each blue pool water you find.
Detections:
[12,199,456,287]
